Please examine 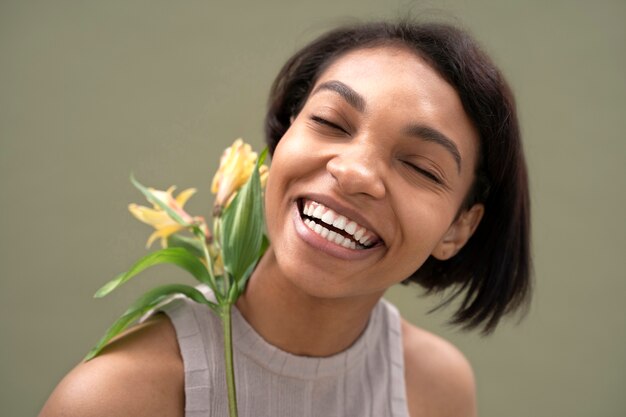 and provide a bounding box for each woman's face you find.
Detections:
[264,46,481,300]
